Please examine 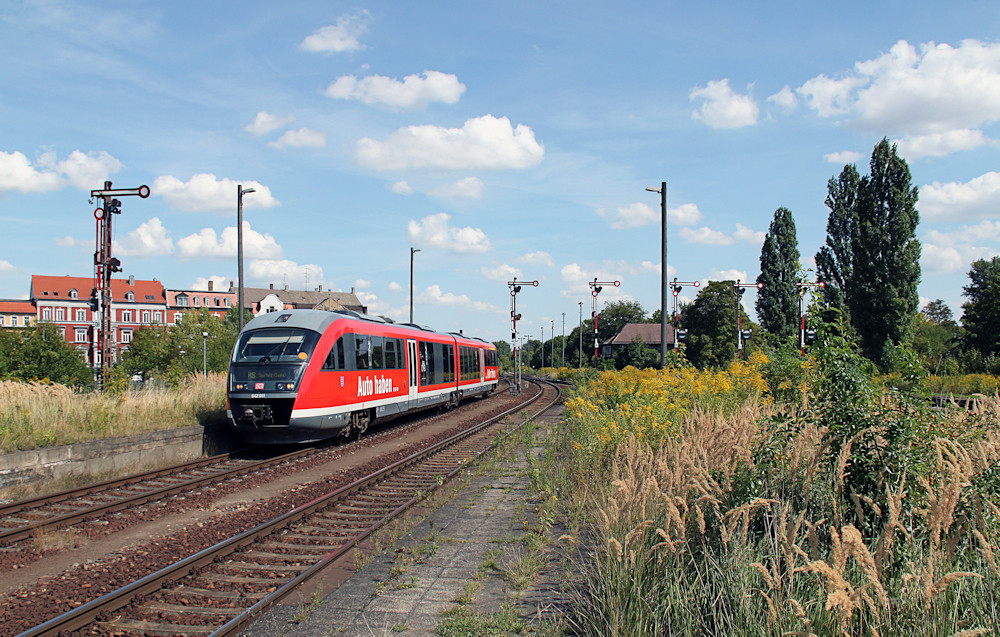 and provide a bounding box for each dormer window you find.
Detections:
[126,291,135,302]
[69,288,78,299]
